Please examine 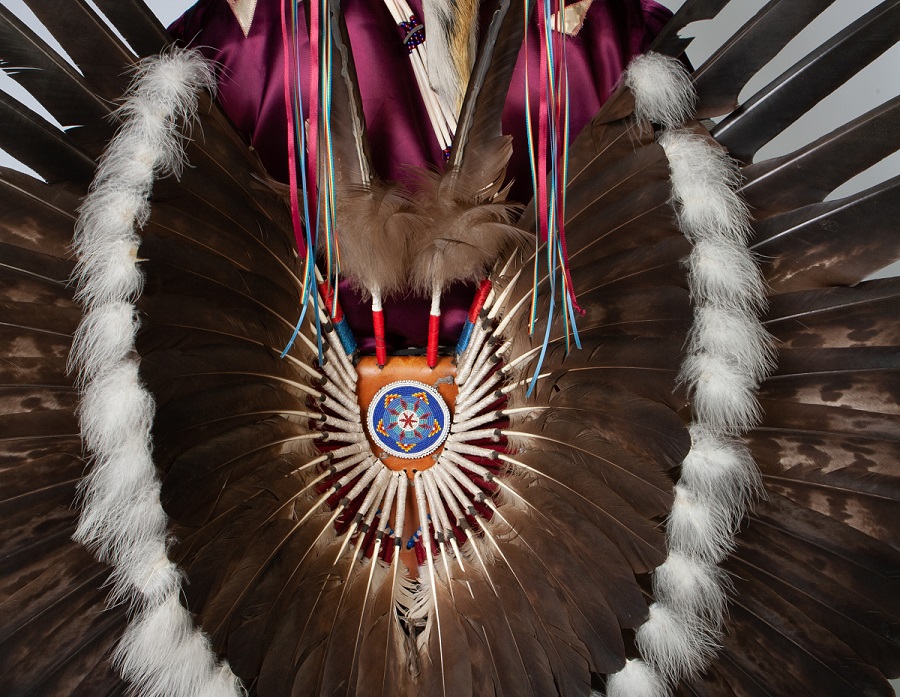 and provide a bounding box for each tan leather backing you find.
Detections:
[355,355,458,478]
